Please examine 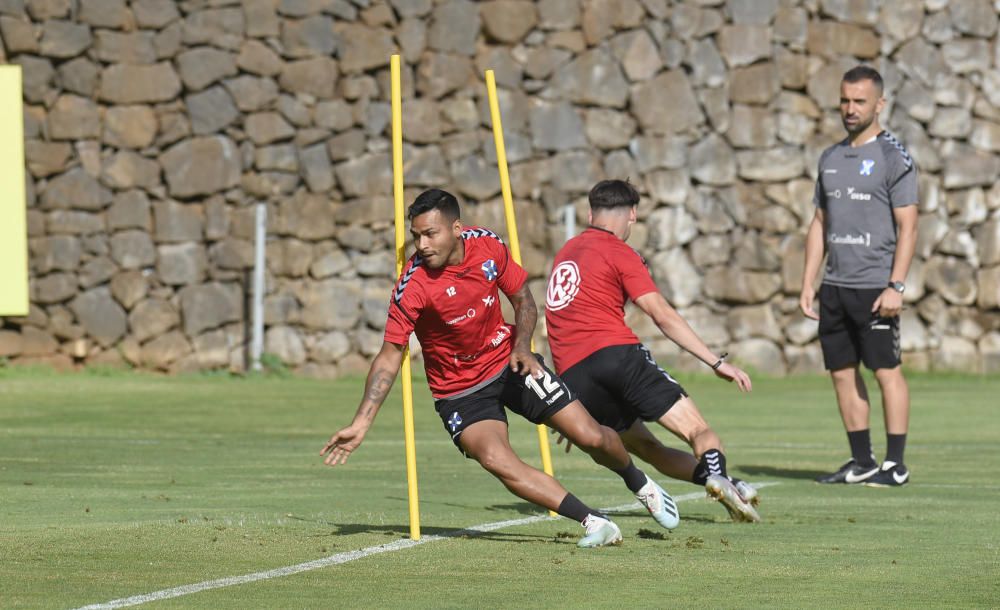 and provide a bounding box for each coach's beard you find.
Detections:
[842,114,872,136]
